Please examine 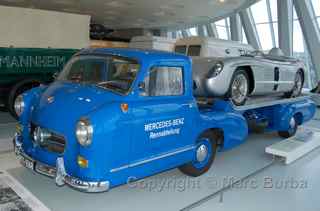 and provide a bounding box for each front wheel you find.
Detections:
[228,69,249,106]
[179,133,217,177]
[278,116,298,138]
